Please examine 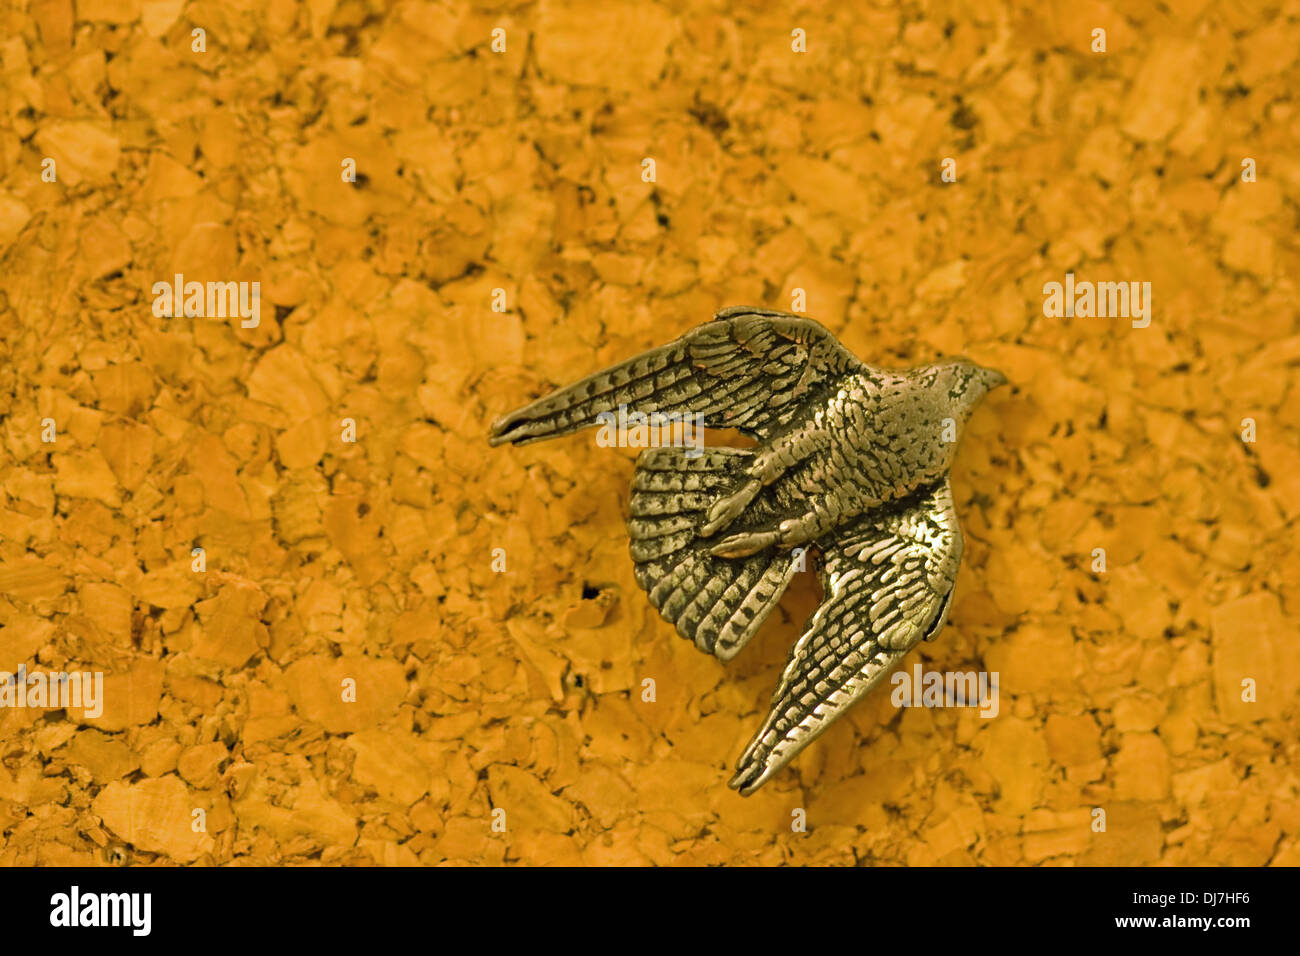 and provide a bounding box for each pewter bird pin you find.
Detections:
[489,307,1006,795]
